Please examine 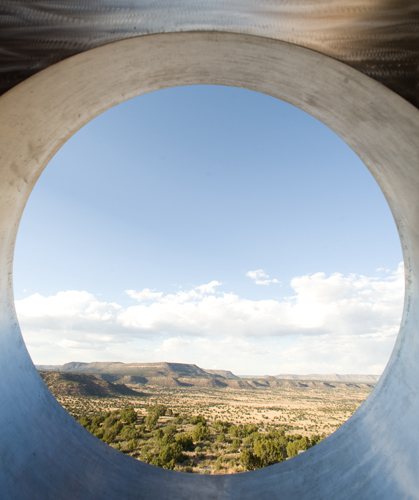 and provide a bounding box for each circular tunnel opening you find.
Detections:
[14,84,403,473]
